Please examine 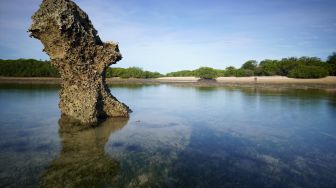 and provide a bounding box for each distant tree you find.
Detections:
[326,52,336,76]
[278,56,329,77]
[298,56,323,66]
[143,71,162,78]
[2,54,334,79]
[194,67,218,79]
[99,67,162,78]
[327,52,336,64]
[241,60,257,70]
[106,67,125,77]
[0,59,60,77]
[125,67,144,78]
[224,66,237,76]
[166,70,195,77]
[216,69,226,77]
[235,69,254,77]
[259,59,279,76]
[288,65,329,78]
[278,57,299,76]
